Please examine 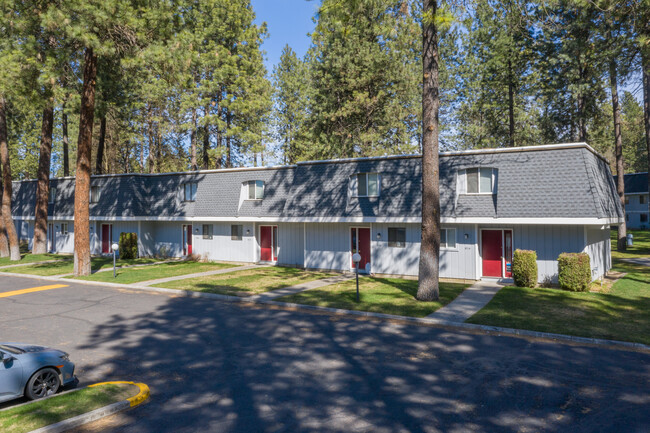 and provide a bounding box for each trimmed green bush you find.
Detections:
[512,249,537,288]
[557,252,591,292]
[118,232,139,260]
